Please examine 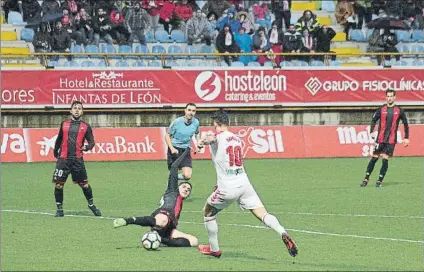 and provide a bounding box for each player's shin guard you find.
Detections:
[161,237,191,247]
[204,216,220,252]
[262,213,287,236]
[54,187,64,210]
[378,159,389,182]
[81,185,94,205]
[365,157,379,180]
[125,216,156,227]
